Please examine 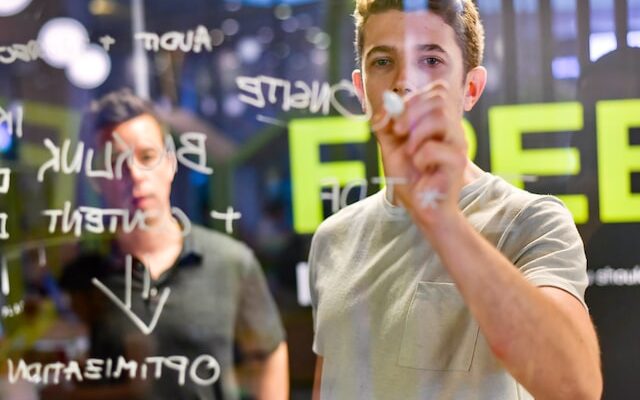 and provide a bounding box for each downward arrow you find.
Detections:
[92,255,170,335]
